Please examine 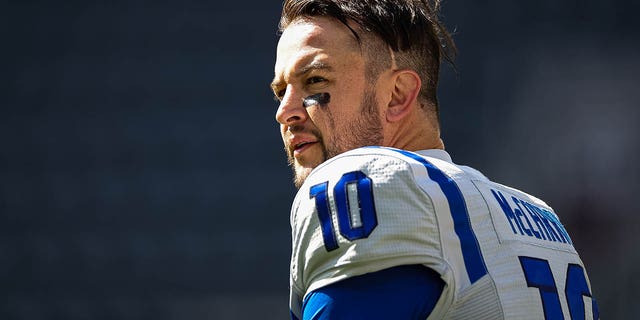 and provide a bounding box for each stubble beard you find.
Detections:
[288,89,383,188]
